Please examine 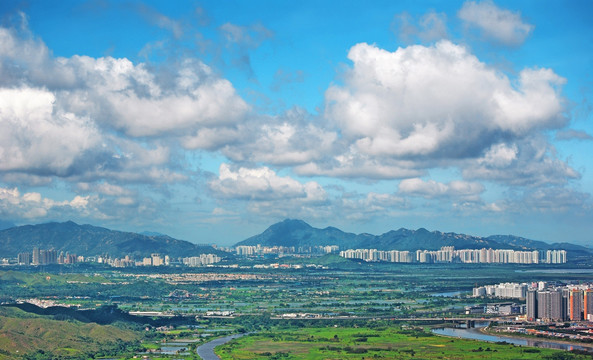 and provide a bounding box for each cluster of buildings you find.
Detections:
[340,249,413,262]
[339,247,567,264]
[465,302,525,316]
[473,282,529,299]
[17,248,79,265]
[182,254,221,267]
[106,253,222,267]
[470,281,593,323]
[234,244,339,257]
[8,250,222,268]
[526,285,593,322]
